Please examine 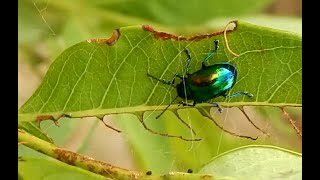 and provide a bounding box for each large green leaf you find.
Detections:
[198,145,302,180]
[19,21,301,121]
